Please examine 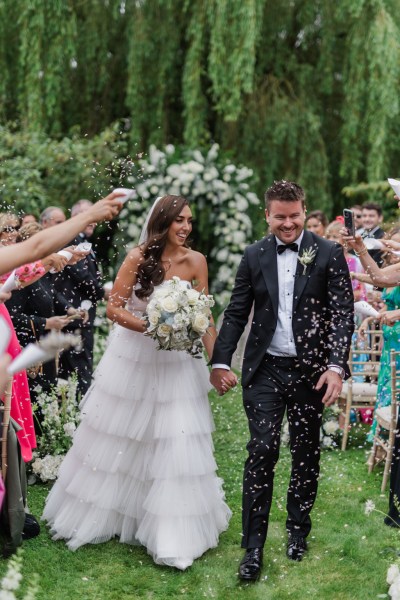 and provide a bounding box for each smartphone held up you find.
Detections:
[343,209,355,237]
